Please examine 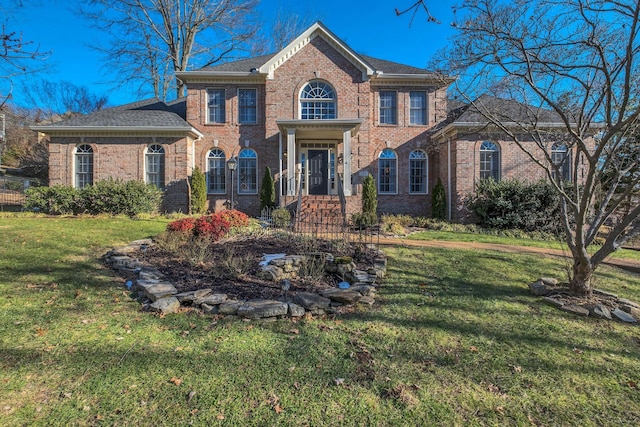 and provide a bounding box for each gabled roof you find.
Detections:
[31,98,202,138]
[178,21,449,84]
